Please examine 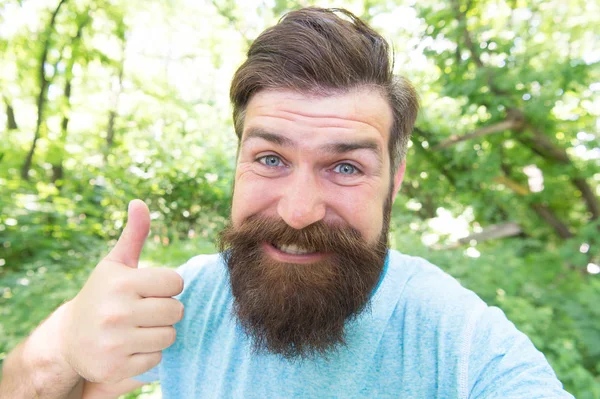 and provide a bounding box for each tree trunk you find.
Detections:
[5,98,17,130]
[51,78,70,184]
[105,39,126,160]
[20,0,68,180]
[105,66,122,150]
[51,16,88,185]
